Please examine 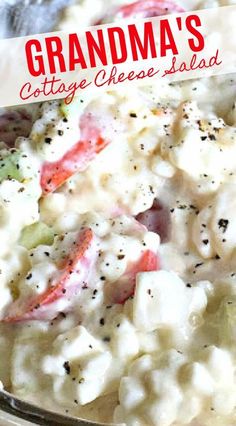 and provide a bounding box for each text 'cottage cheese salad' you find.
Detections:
[0,0,236,425]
